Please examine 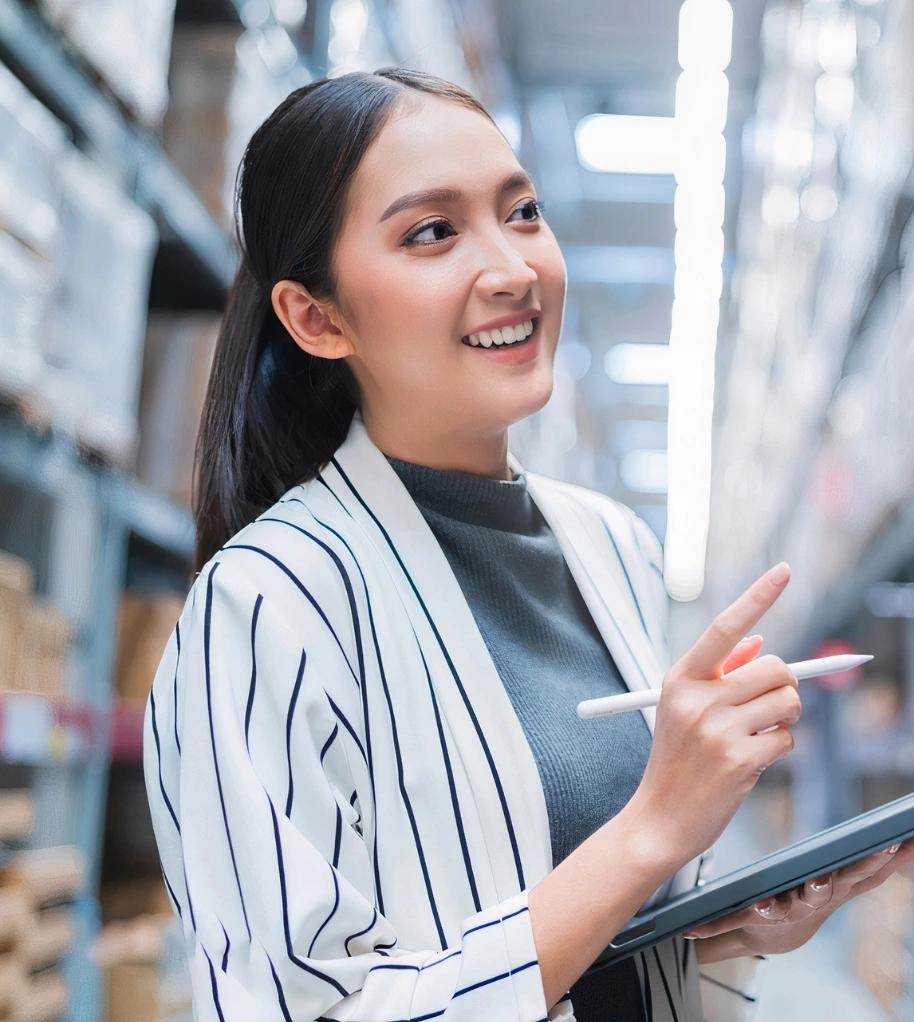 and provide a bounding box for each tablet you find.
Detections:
[581,789,914,977]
